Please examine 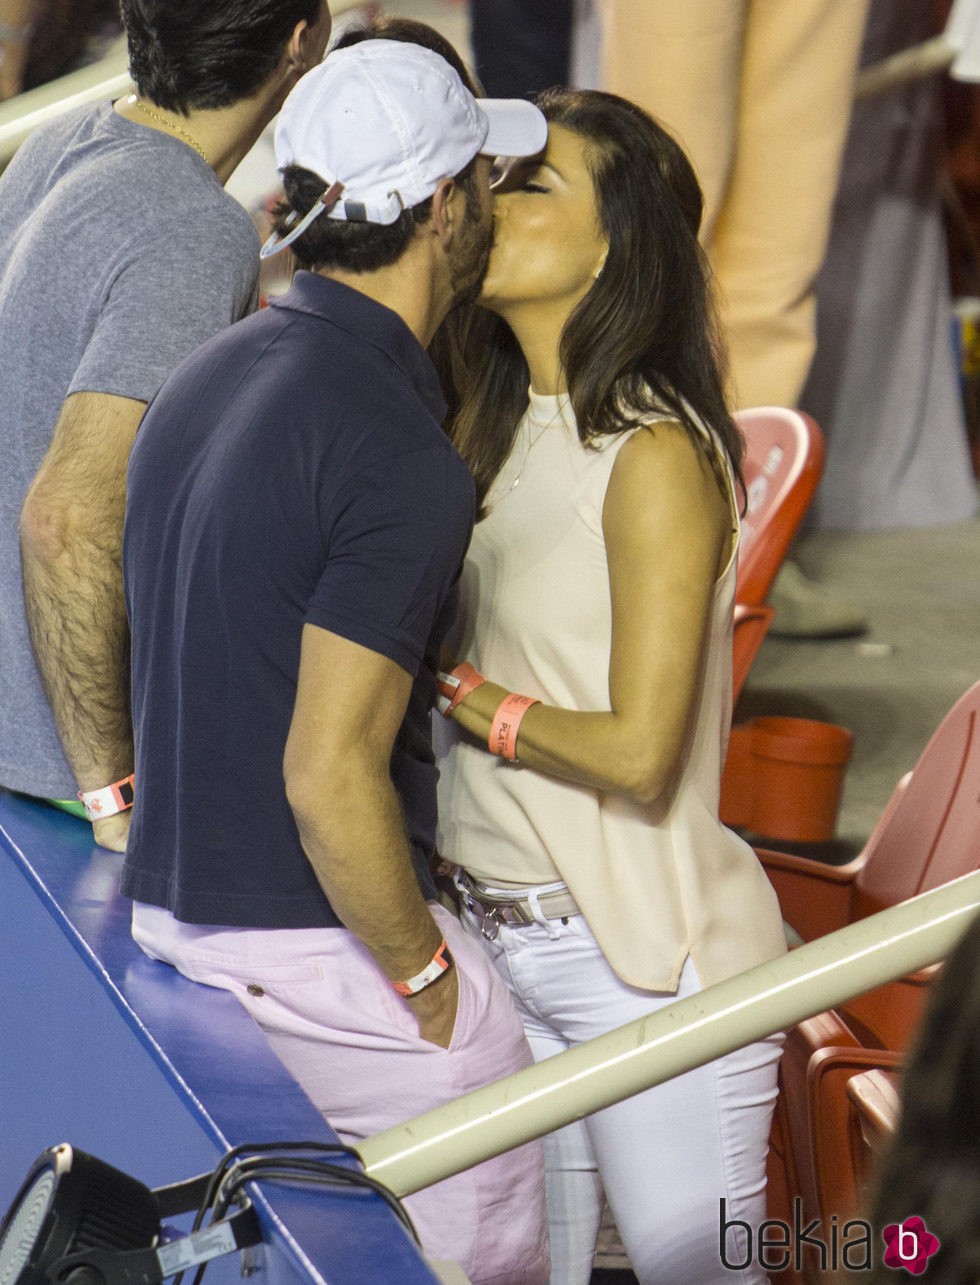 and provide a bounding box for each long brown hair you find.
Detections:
[447,87,743,512]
